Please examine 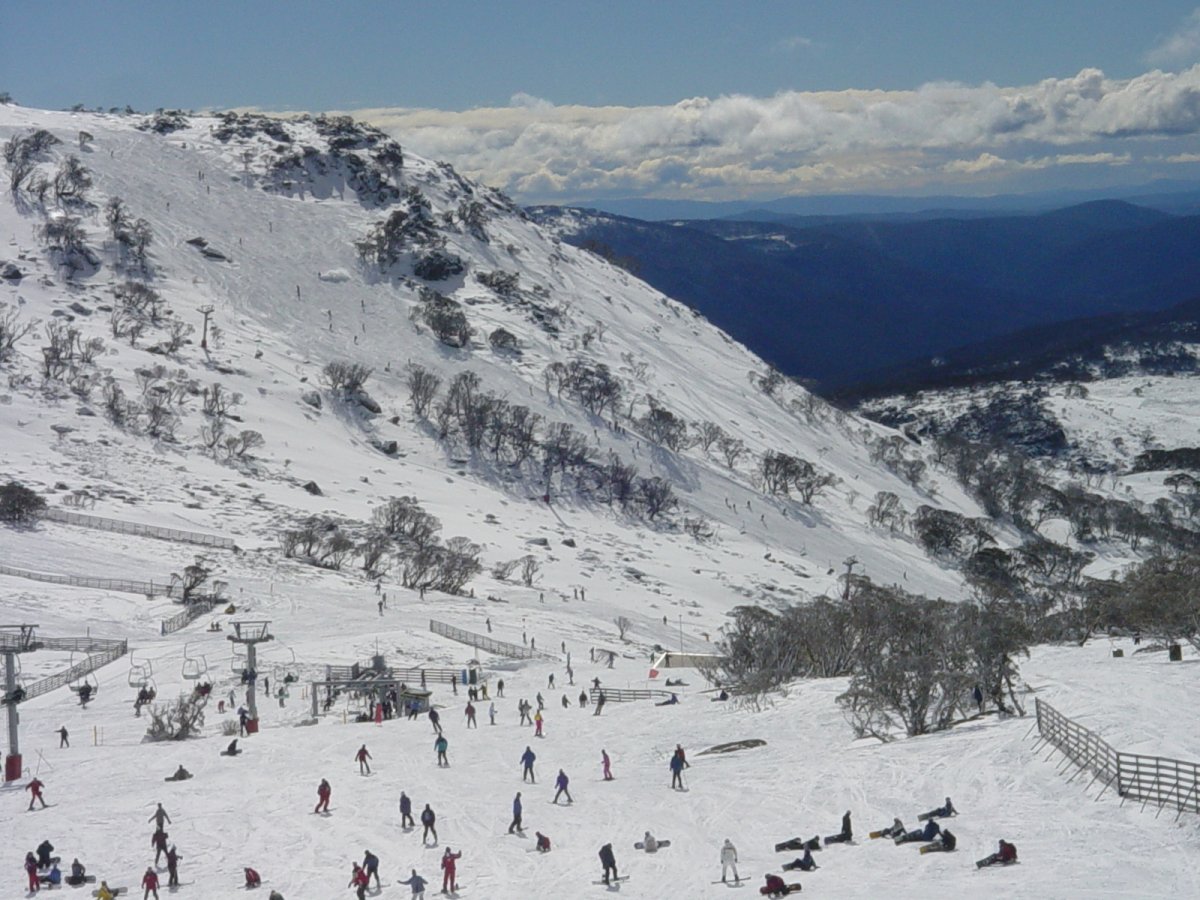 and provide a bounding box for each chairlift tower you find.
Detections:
[1,625,42,782]
[228,620,273,734]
